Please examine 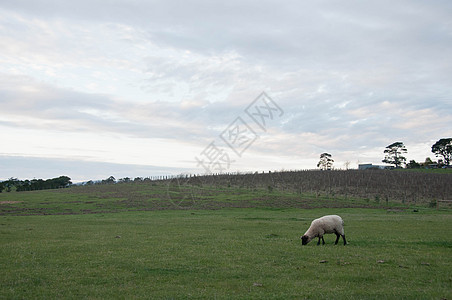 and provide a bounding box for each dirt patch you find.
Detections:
[0,201,23,204]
